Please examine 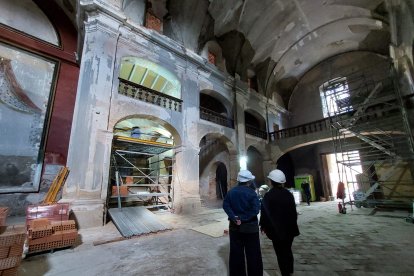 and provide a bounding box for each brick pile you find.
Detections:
[26,204,78,254]
[27,219,78,254]
[0,225,26,276]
